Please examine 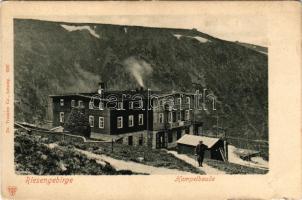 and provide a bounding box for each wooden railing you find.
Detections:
[166,121,191,129]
